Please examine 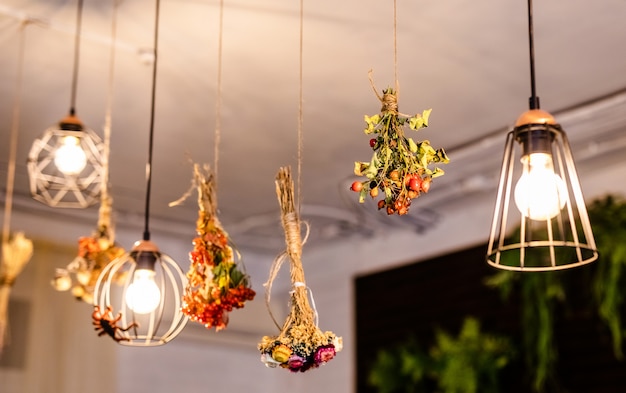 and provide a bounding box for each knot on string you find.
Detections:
[368,69,399,115]
[0,275,15,287]
[381,91,398,114]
